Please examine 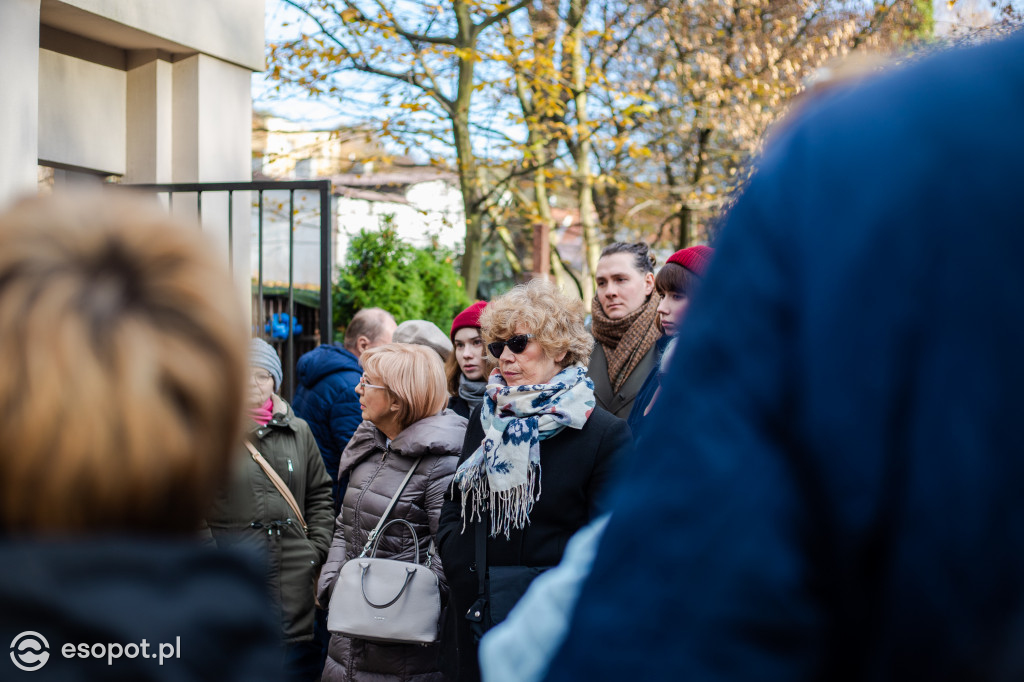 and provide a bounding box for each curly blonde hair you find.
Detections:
[480,279,593,368]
